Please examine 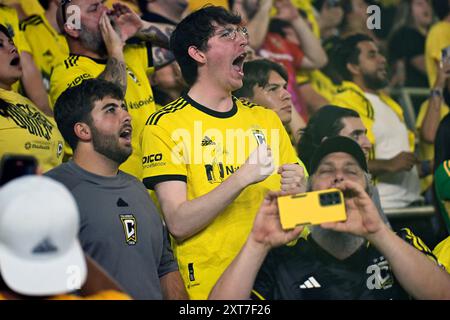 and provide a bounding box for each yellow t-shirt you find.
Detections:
[330,81,415,160]
[425,21,450,87]
[49,43,156,179]
[415,100,449,192]
[20,14,69,93]
[297,69,337,102]
[0,88,64,173]
[433,236,450,273]
[142,96,305,299]
[189,0,229,11]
